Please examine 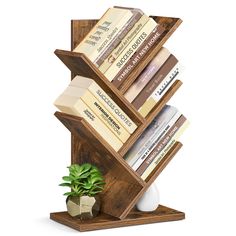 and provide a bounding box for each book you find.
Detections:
[112,24,165,88]
[124,47,170,102]
[104,18,158,82]
[98,14,149,73]
[54,95,123,152]
[131,111,182,171]
[132,54,178,110]
[139,62,181,117]
[62,86,130,143]
[69,75,137,133]
[140,119,189,180]
[125,105,179,166]
[136,115,186,175]
[73,8,133,63]
[94,7,144,67]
